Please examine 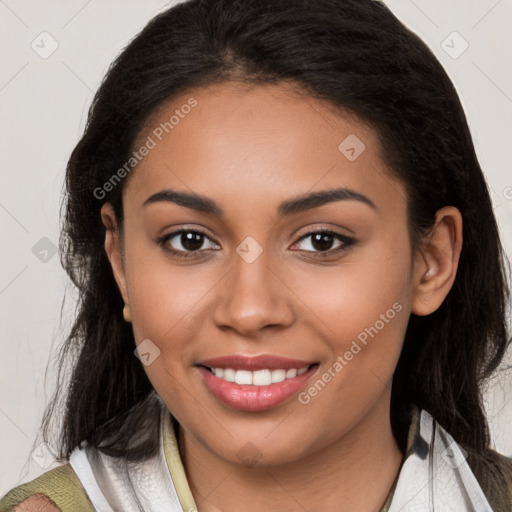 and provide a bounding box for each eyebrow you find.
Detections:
[142,186,377,217]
